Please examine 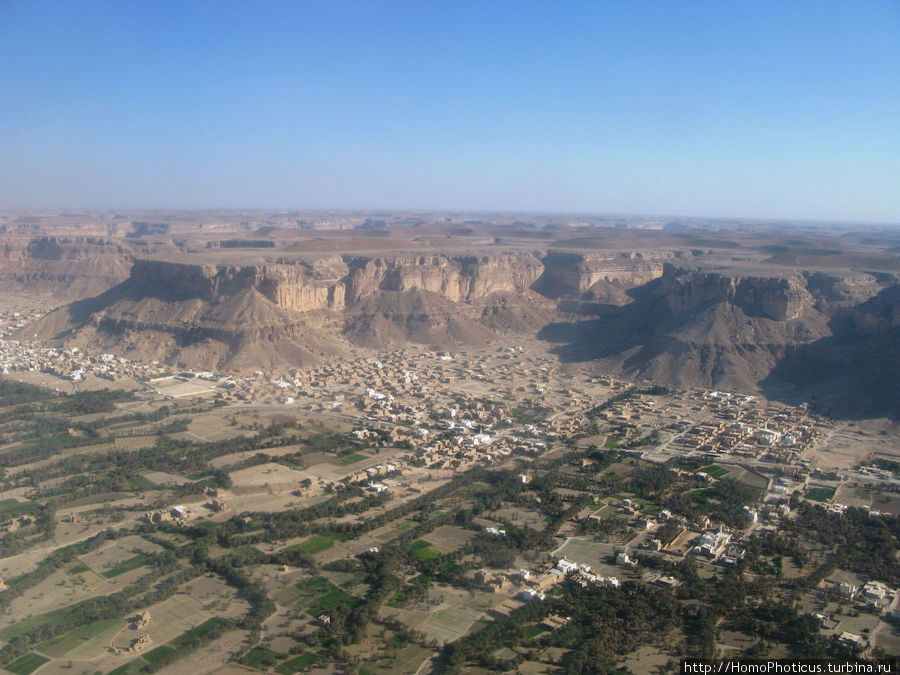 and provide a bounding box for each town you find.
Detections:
[1,304,900,674]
